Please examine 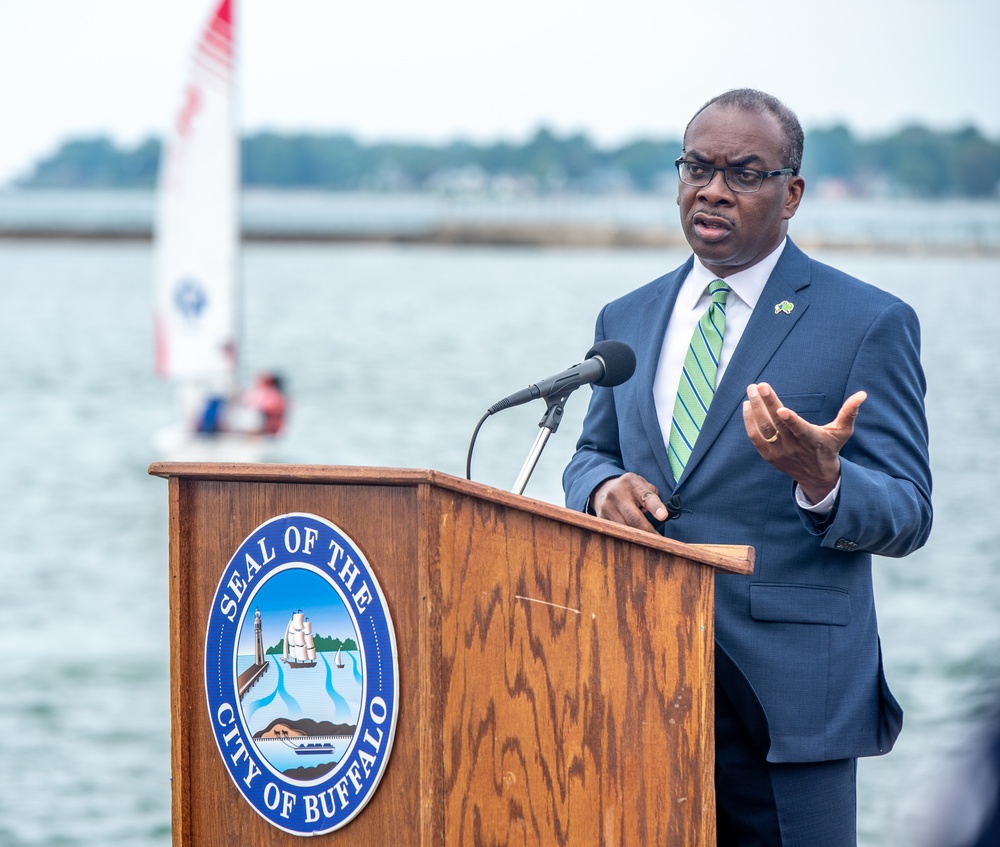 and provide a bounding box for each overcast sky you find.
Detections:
[1,0,996,185]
